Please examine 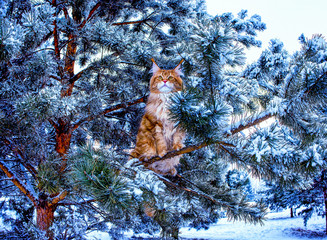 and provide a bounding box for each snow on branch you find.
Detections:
[78,2,102,29]
[0,160,37,205]
[157,174,228,207]
[142,112,275,166]
[228,112,274,136]
[143,142,208,167]
[72,96,147,130]
[143,141,235,167]
[3,138,37,179]
[57,198,96,206]
[156,173,264,223]
[49,191,68,207]
[112,20,150,26]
